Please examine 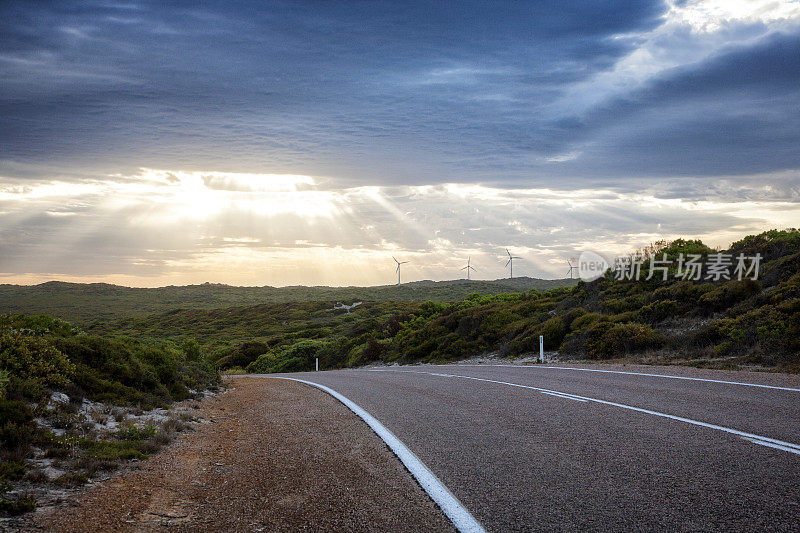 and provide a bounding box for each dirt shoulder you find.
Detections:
[30,378,453,532]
